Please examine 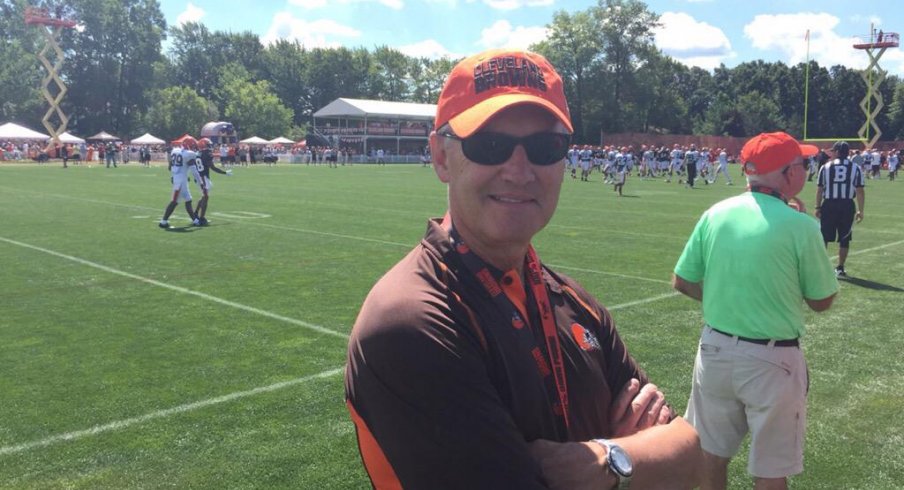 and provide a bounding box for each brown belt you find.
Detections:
[710,327,799,347]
